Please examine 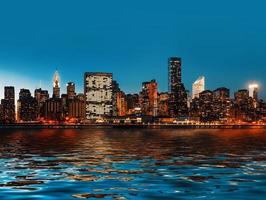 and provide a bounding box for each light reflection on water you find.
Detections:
[0,128,266,200]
